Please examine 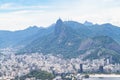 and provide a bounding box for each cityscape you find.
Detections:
[0,0,120,80]
[0,48,120,80]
